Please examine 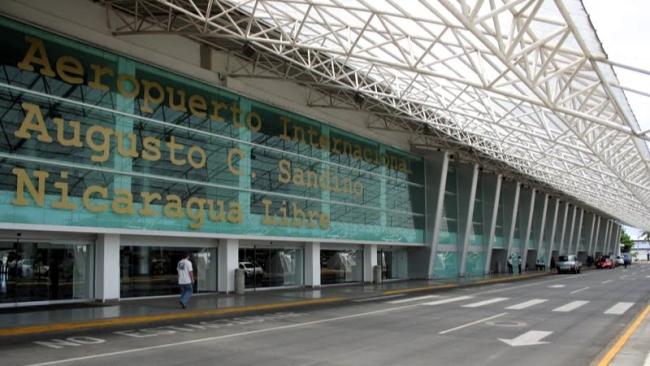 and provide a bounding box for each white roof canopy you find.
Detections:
[102,0,650,230]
